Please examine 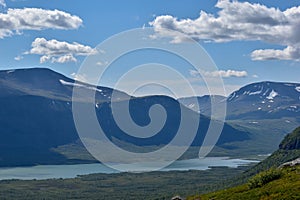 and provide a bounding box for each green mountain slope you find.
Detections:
[244,126,300,176]
[188,165,300,200]
[188,126,300,200]
[280,127,300,150]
